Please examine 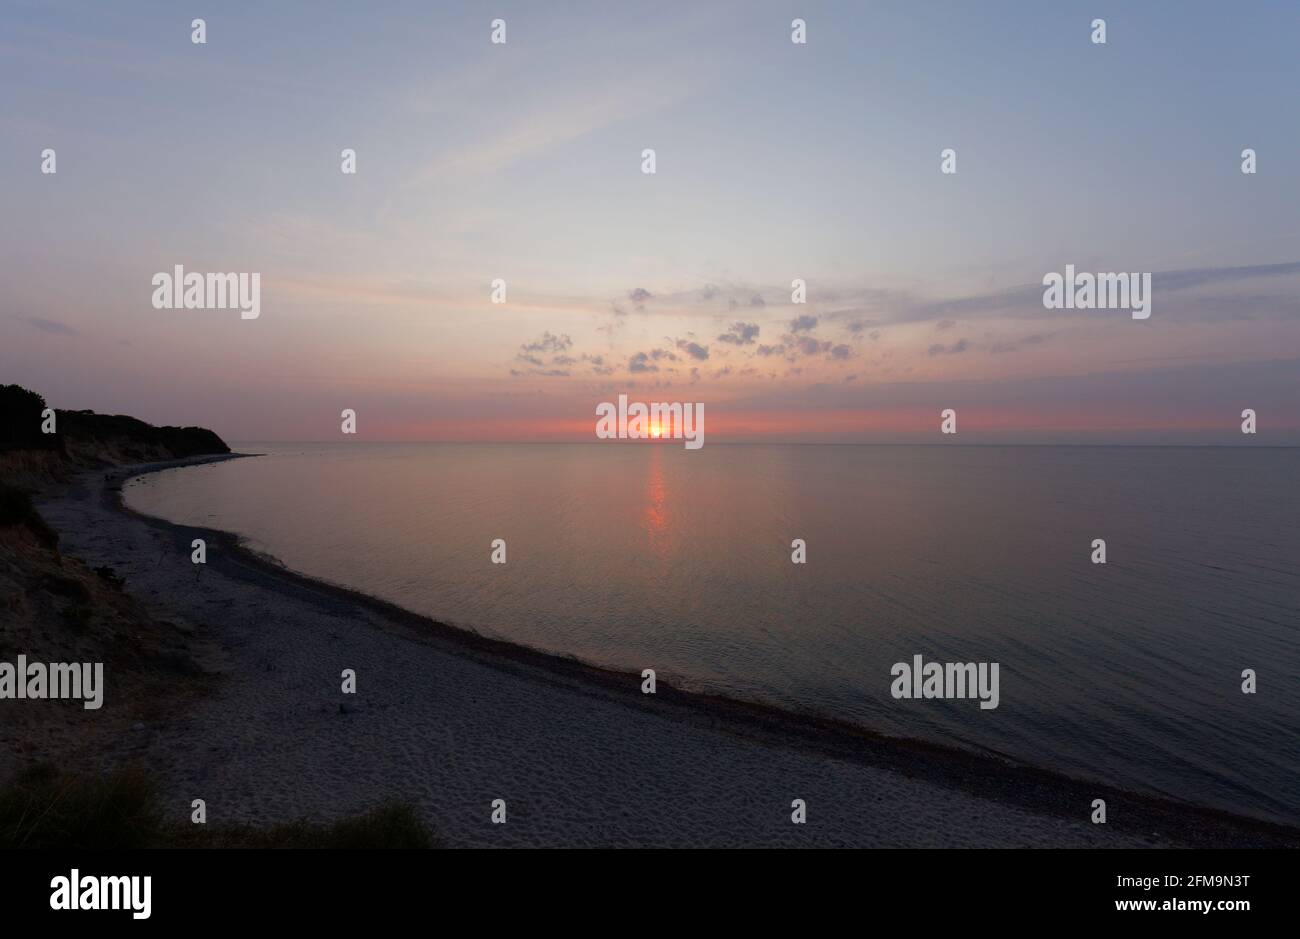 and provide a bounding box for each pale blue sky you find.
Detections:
[2,1,1299,441]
